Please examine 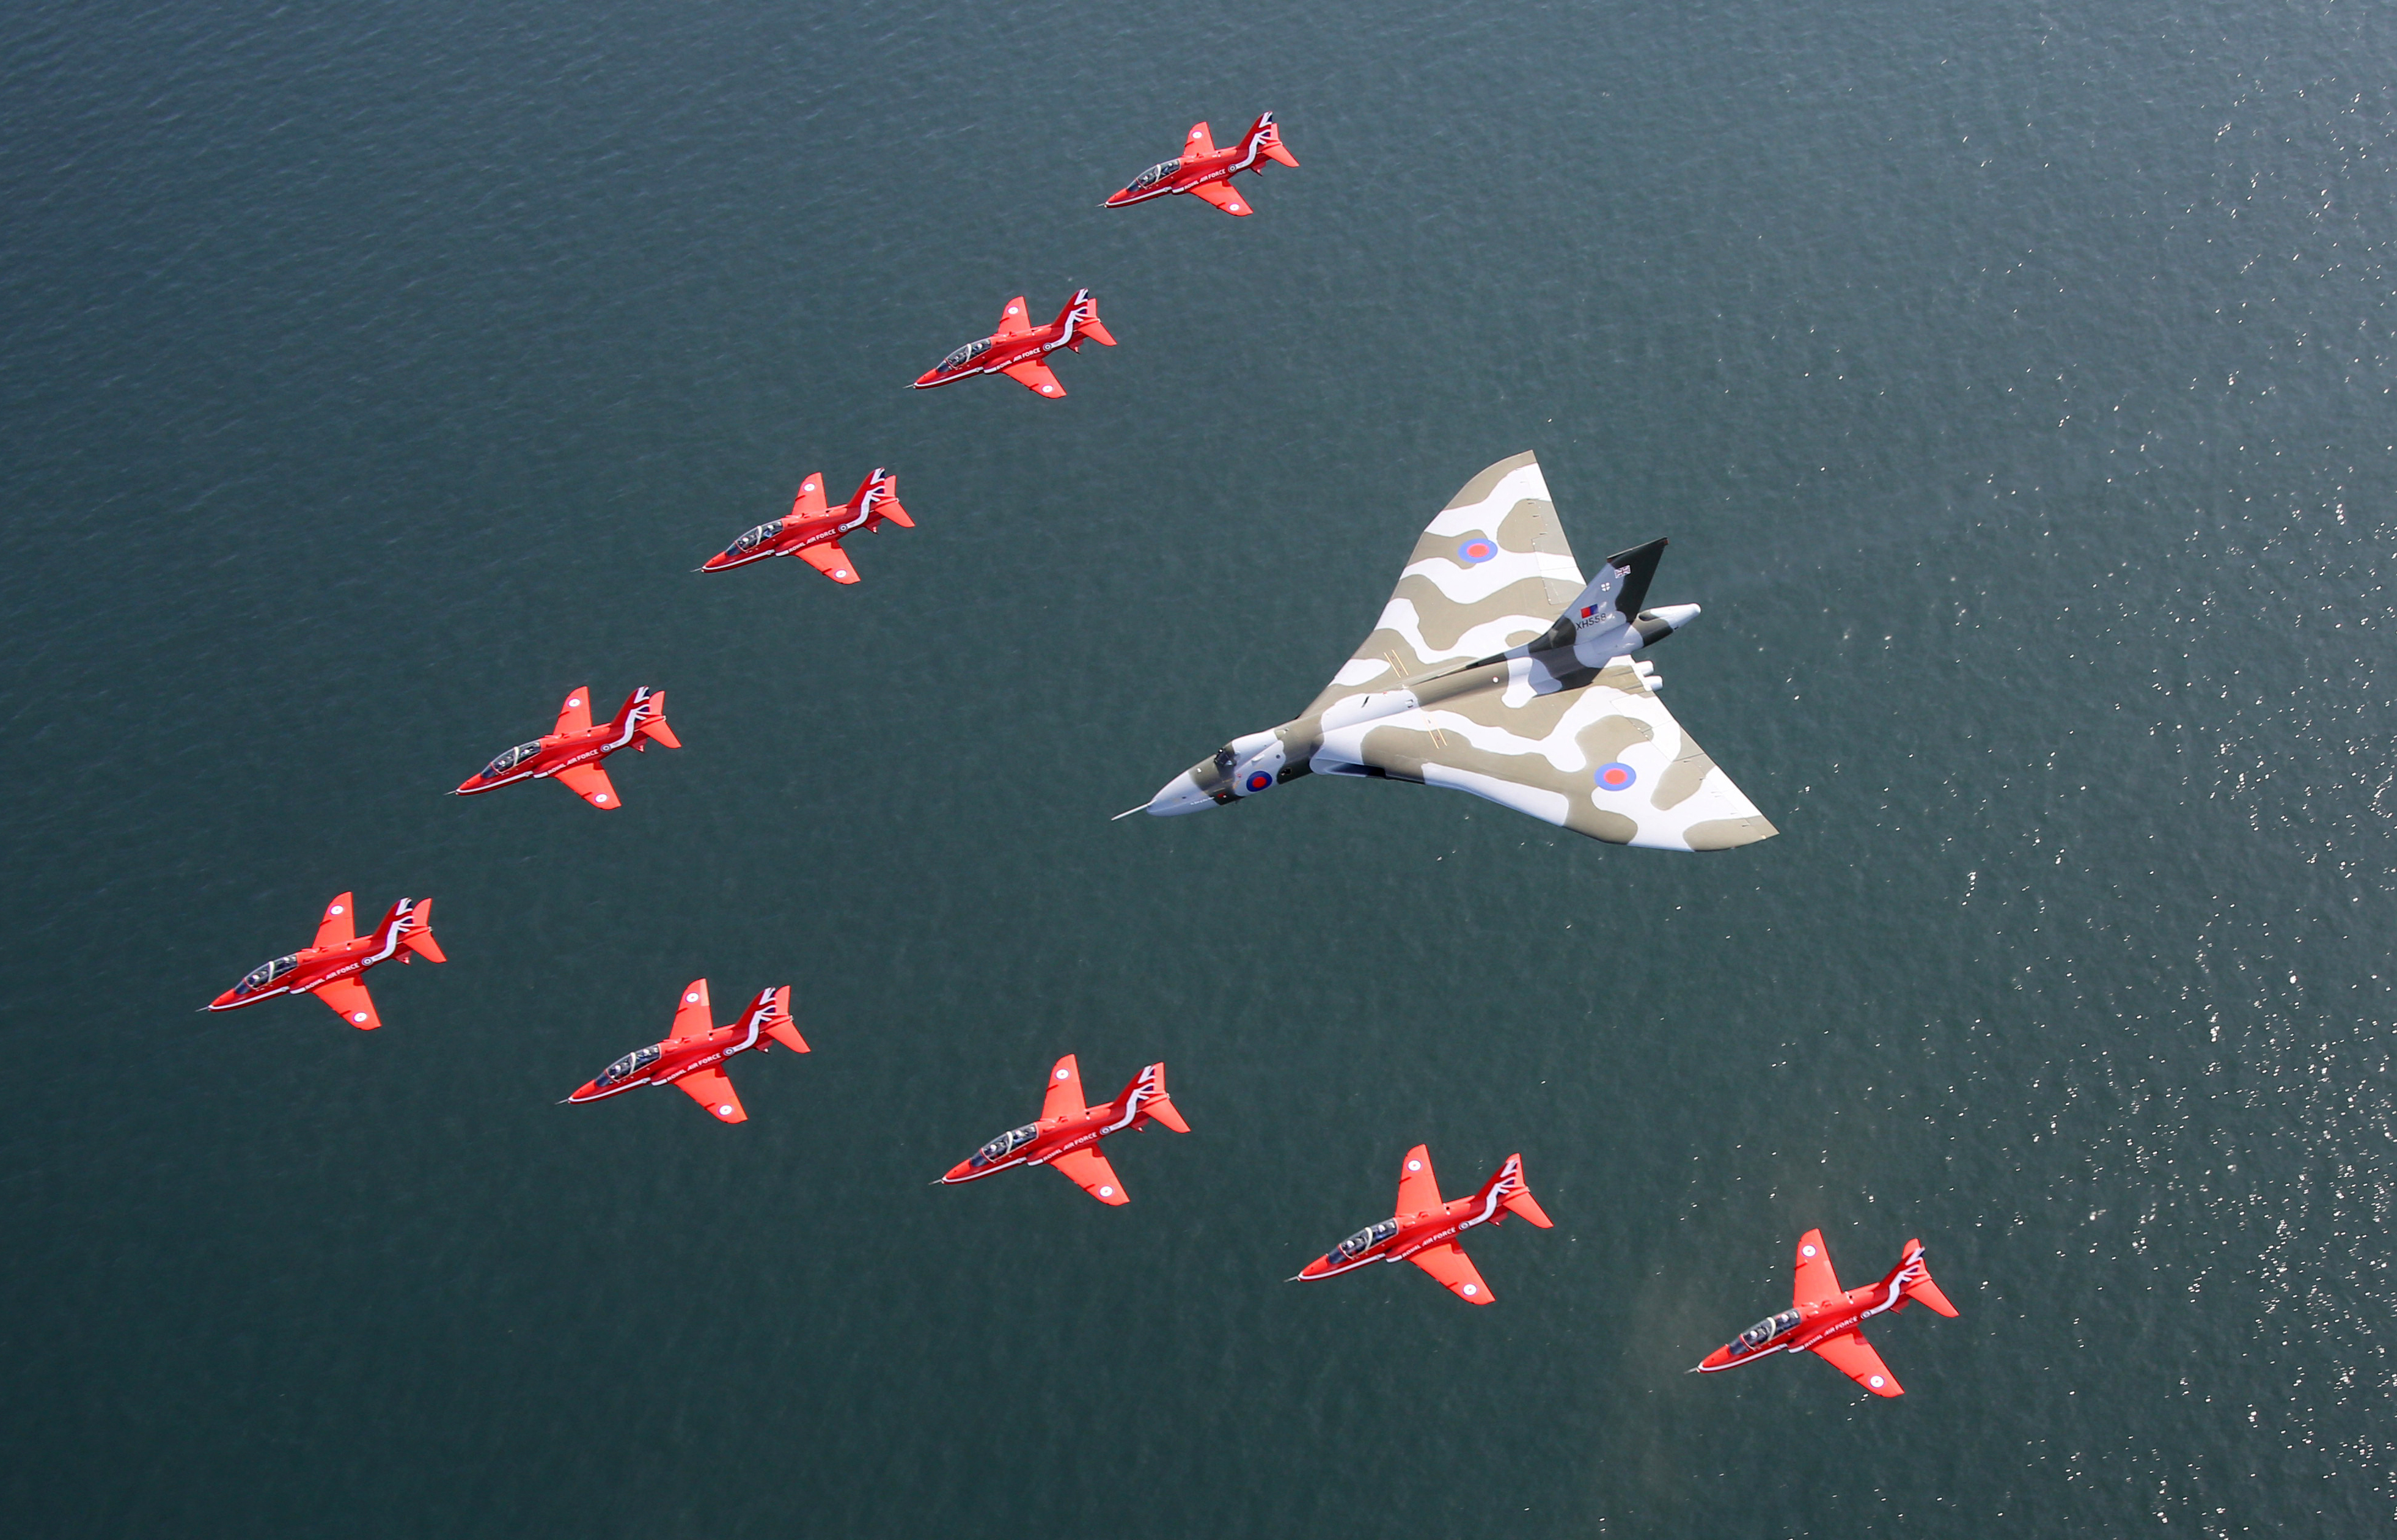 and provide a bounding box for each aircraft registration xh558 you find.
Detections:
[702,468,914,586]
[940,1055,1188,1204]
[912,290,1114,398]
[1695,1229,1959,1397]
[1104,112,1298,216]
[1131,452,1777,852]
[455,687,680,810]
[207,892,444,1030]
[1294,1145,1552,1304]
[565,979,806,1124]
